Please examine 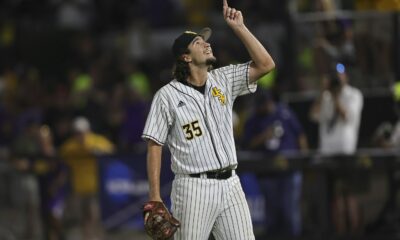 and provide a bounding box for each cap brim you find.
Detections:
[199,27,212,41]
